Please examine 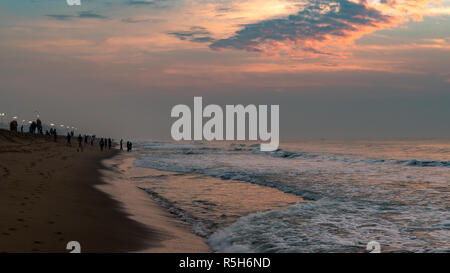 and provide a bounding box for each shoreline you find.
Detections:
[0,129,209,252]
[99,154,211,252]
